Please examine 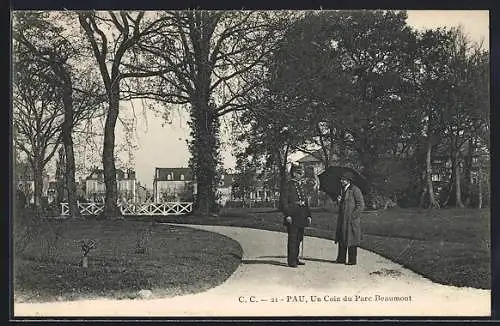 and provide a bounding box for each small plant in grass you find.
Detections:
[39,224,64,261]
[54,226,63,255]
[135,227,153,255]
[80,239,97,268]
[14,208,41,255]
